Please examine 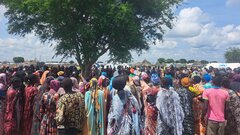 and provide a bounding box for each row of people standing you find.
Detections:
[0,66,240,135]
